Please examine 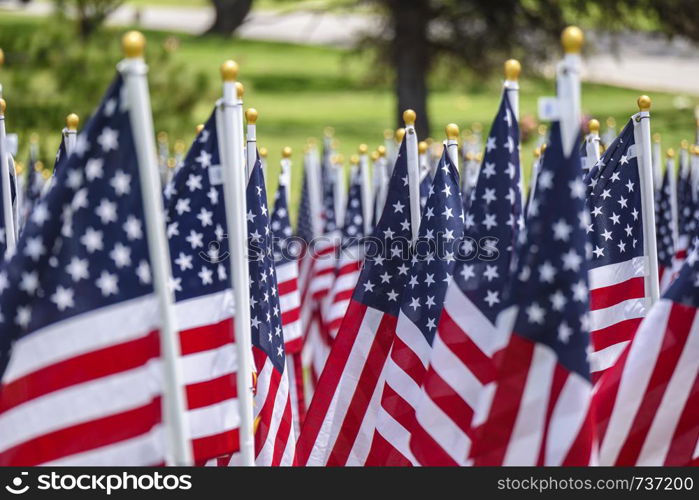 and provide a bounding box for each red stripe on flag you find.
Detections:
[271,397,293,466]
[278,277,299,296]
[471,335,535,466]
[179,319,234,356]
[590,317,643,352]
[439,309,496,385]
[615,303,695,465]
[326,312,397,466]
[589,276,645,311]
[192,429,240,463]
[390,335,426,385]
[0,397,162,466]
[536,364,567,466]
[365,431,413,466]
[185,373,237,410]
[663,369,699,466]
[0,330,160,413]
[295,300,367,465]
